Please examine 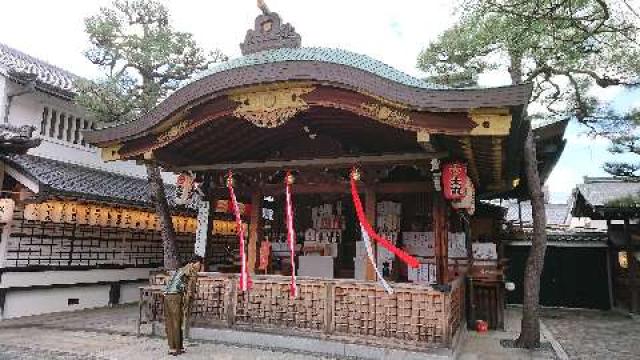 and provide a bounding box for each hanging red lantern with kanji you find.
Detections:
[175,172,194,205]
[441,162,468,201]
